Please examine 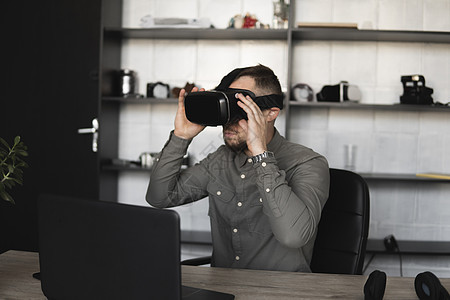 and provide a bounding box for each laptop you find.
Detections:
[37,194,234,300]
